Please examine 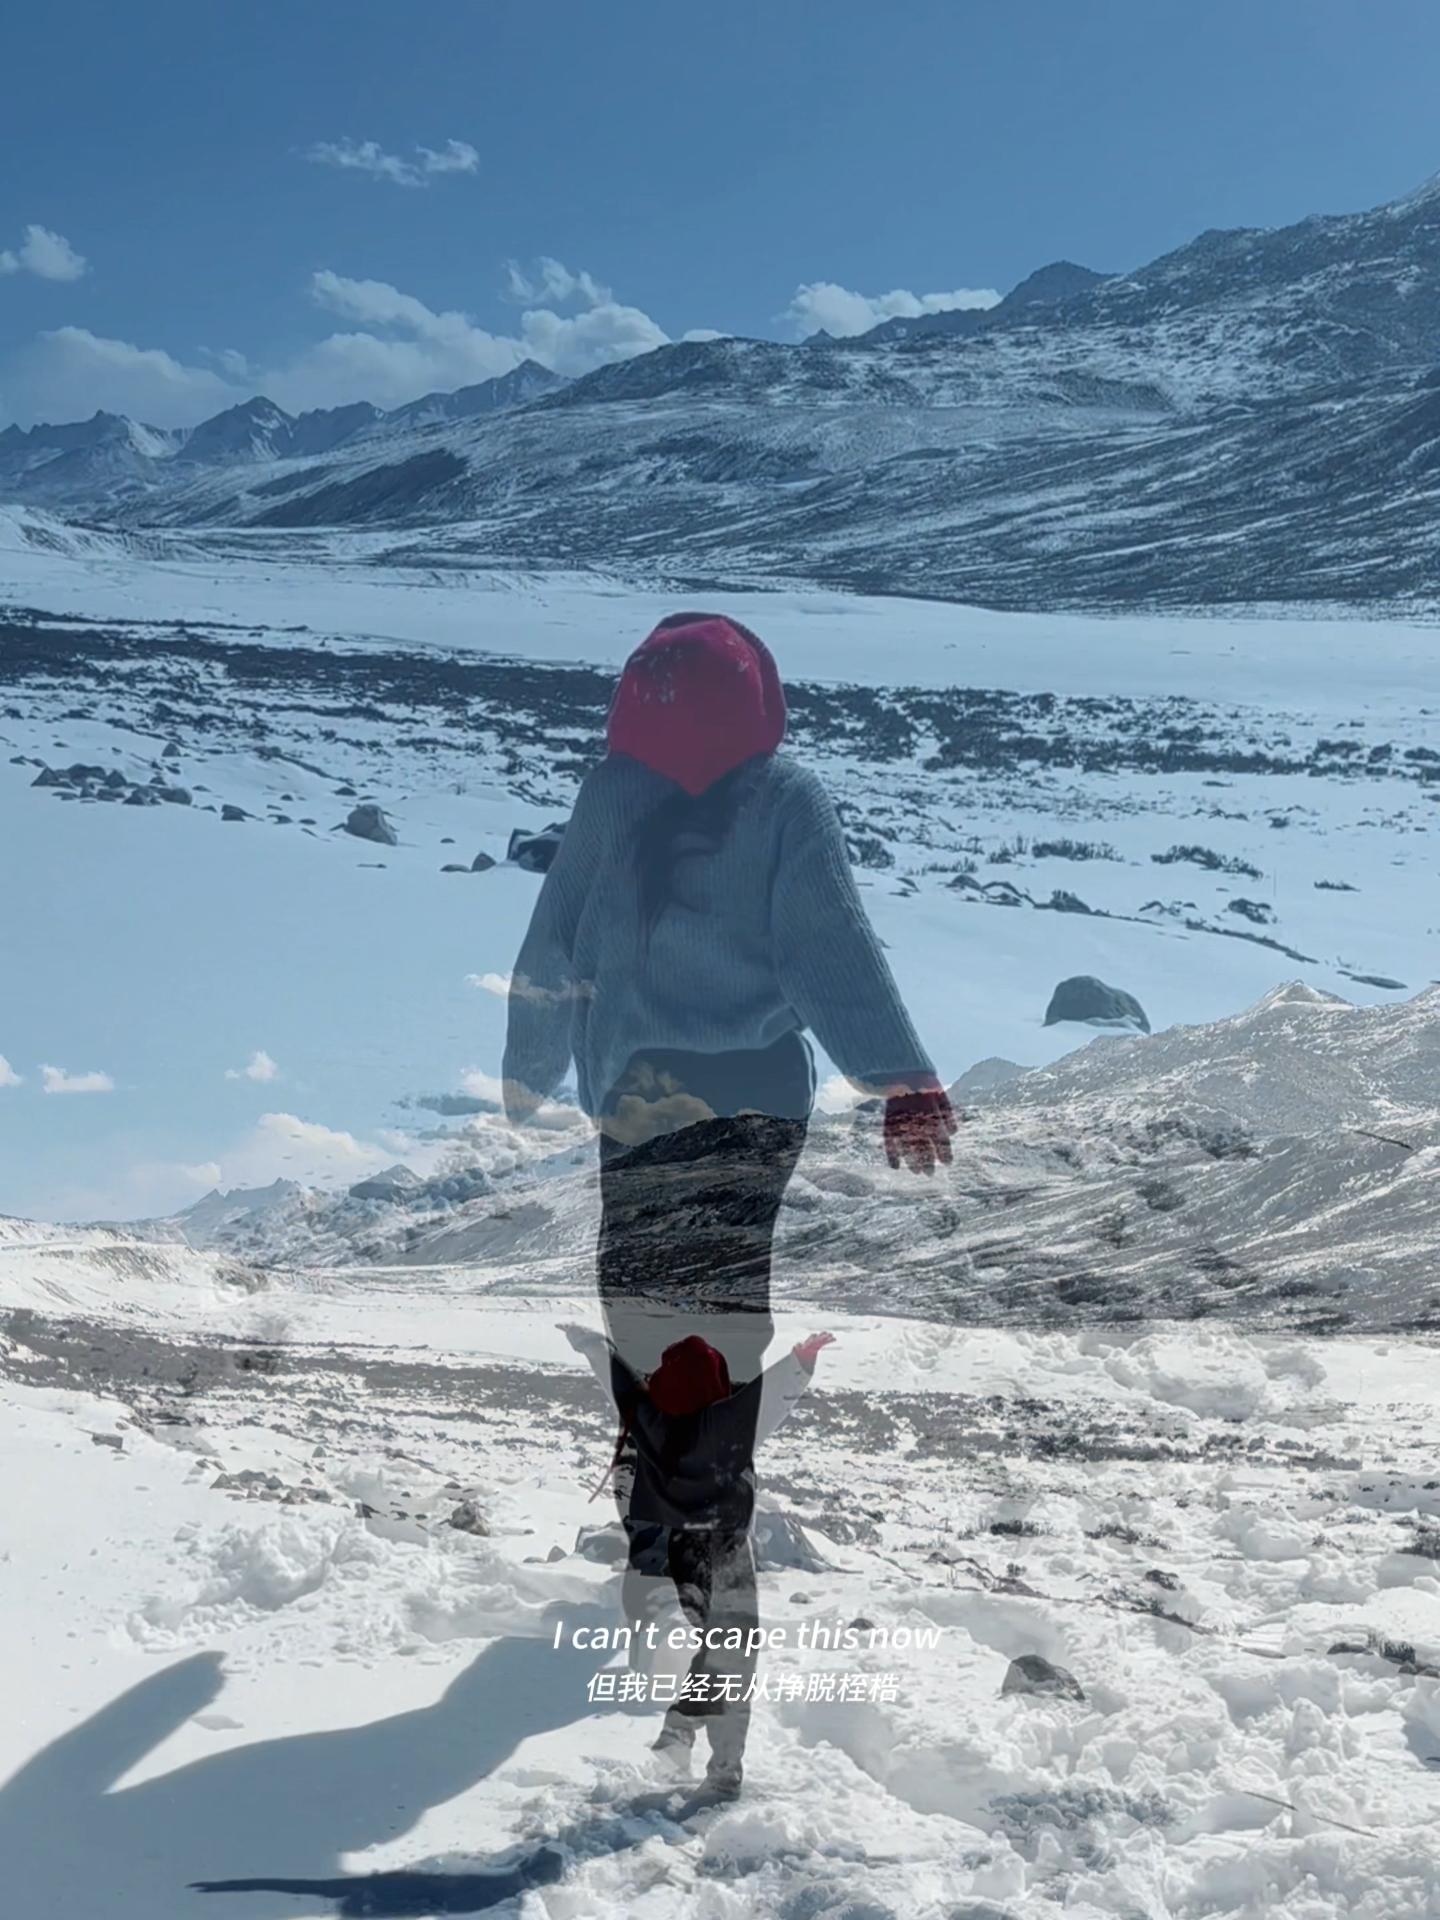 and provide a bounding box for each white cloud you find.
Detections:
[0,225,89,282]
[518,298,666,379]
[467,969,593,1005]
[180,1161,222,1186]
[212,1110,458,1190]
[814,1072,867,1113]
[467,971,512,997]
[310,270,483,342]
[307,137,479,188]
[456,1064,584,1133]
[251,1112,379,1166]
[18,327,236,427]
[271,260,667,407]
[5,254,672,426]
[225,1050,278,1083]
[0,1055,21,1088]
[504,257,610,306]
[40,1064,115,1095]
[784,281,1000,340]
[417,140,479,177]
